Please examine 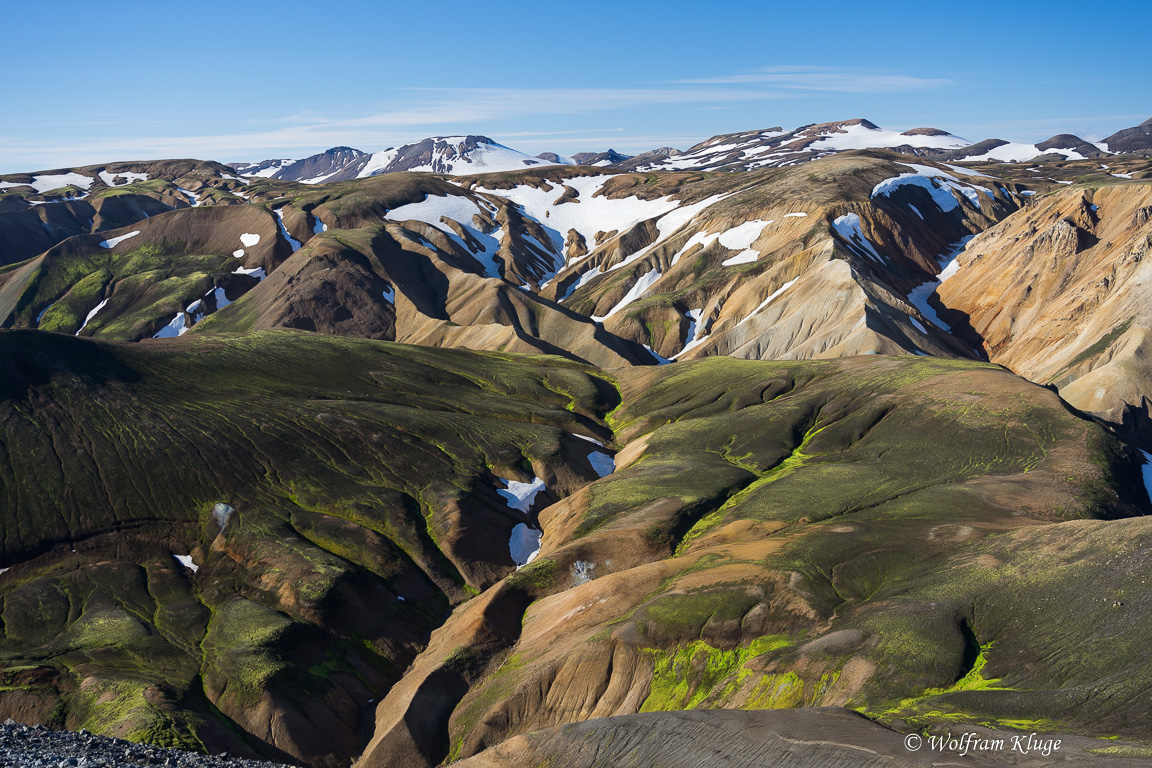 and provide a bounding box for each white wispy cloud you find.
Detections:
[0,86,797,168]
[674,66,951,92]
